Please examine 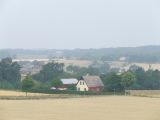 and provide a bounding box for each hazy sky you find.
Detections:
[0,0,160,49]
